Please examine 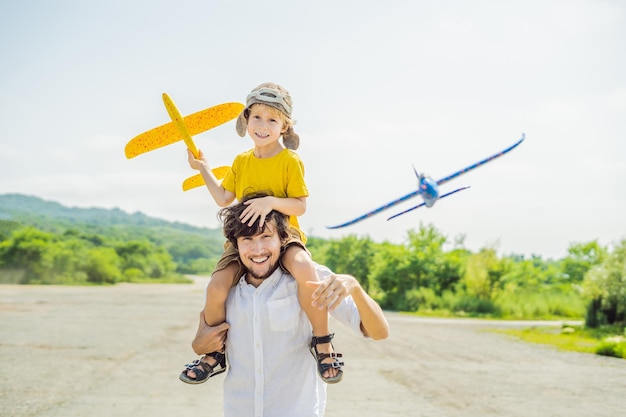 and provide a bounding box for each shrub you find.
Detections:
[453,293,499,316]
[404,287,438,312]
[595,336,626,359]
